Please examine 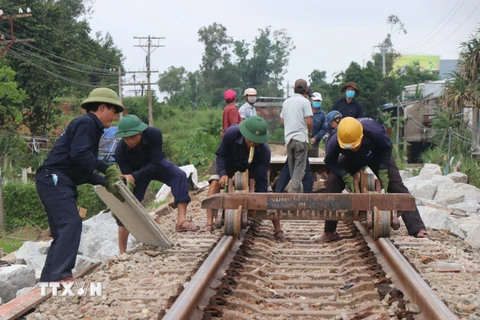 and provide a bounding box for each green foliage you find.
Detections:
[158,24,295,107]
[0,127,48,177]
[2,181,107,231]
[0,238,25,254]
[0,64,27,125]
[153,107,222,166]
[3,181,46,231]
[4,0,123,135]
[76,184,108,218]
